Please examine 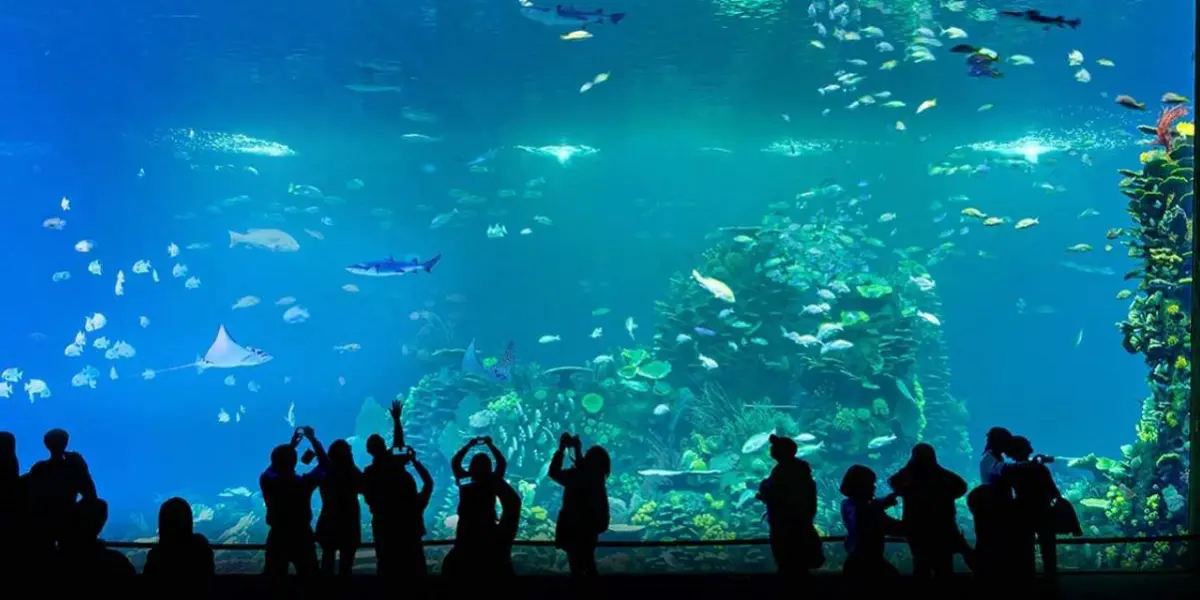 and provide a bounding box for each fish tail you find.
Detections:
[610,12,625,24]
[228,231,241,248]
[423,253,442,273]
